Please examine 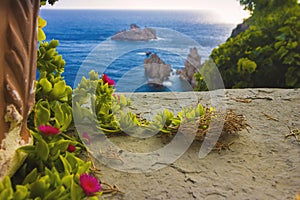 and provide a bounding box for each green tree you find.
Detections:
[239,0,298,13]
[196,0,300,89]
